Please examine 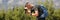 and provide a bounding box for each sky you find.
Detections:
[0,0,60,10]
[53,0,60,9]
